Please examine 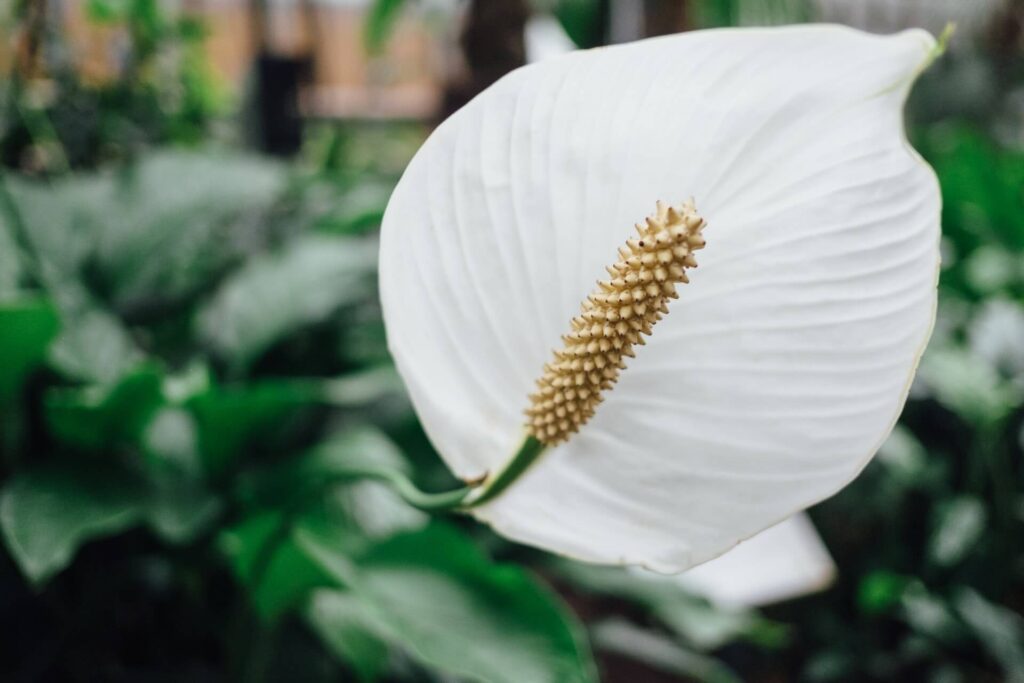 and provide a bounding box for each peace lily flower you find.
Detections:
[378,25,945,572]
